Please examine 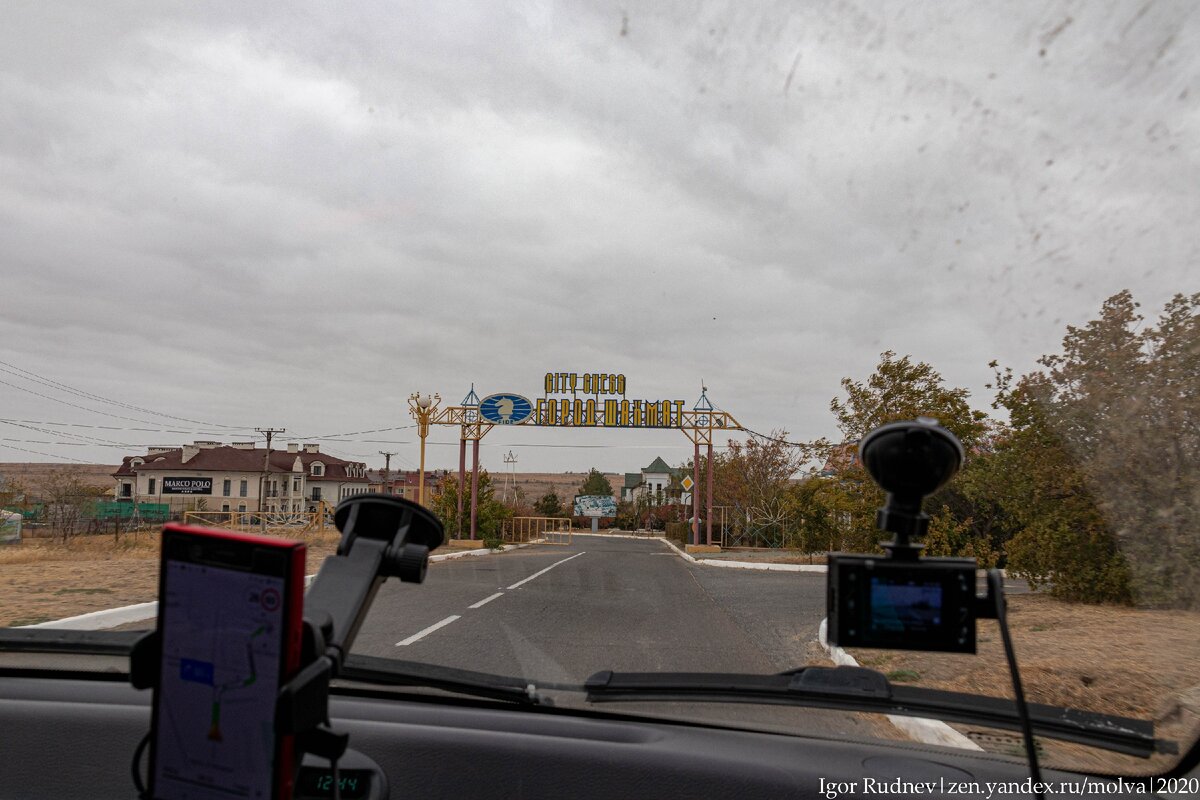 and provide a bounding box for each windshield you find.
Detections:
[2,0,1197,777]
